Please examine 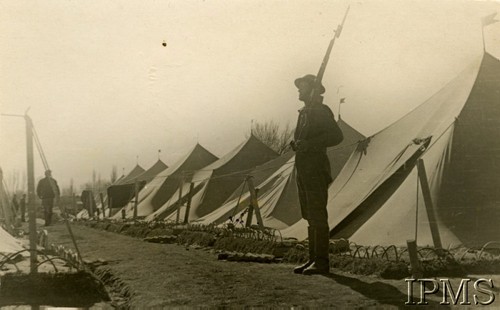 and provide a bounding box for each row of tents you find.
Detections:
[0,168,26,254]
[78,50,500,248]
